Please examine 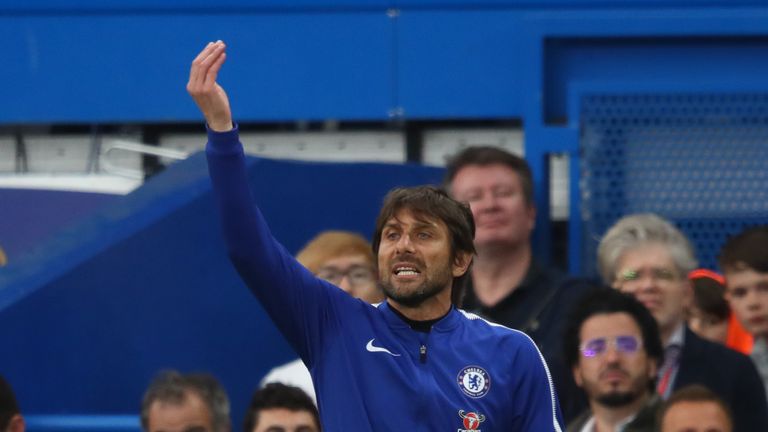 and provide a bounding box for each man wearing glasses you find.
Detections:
[564,289,663,432]
[261,230,382,402]
[597,213,768,432]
